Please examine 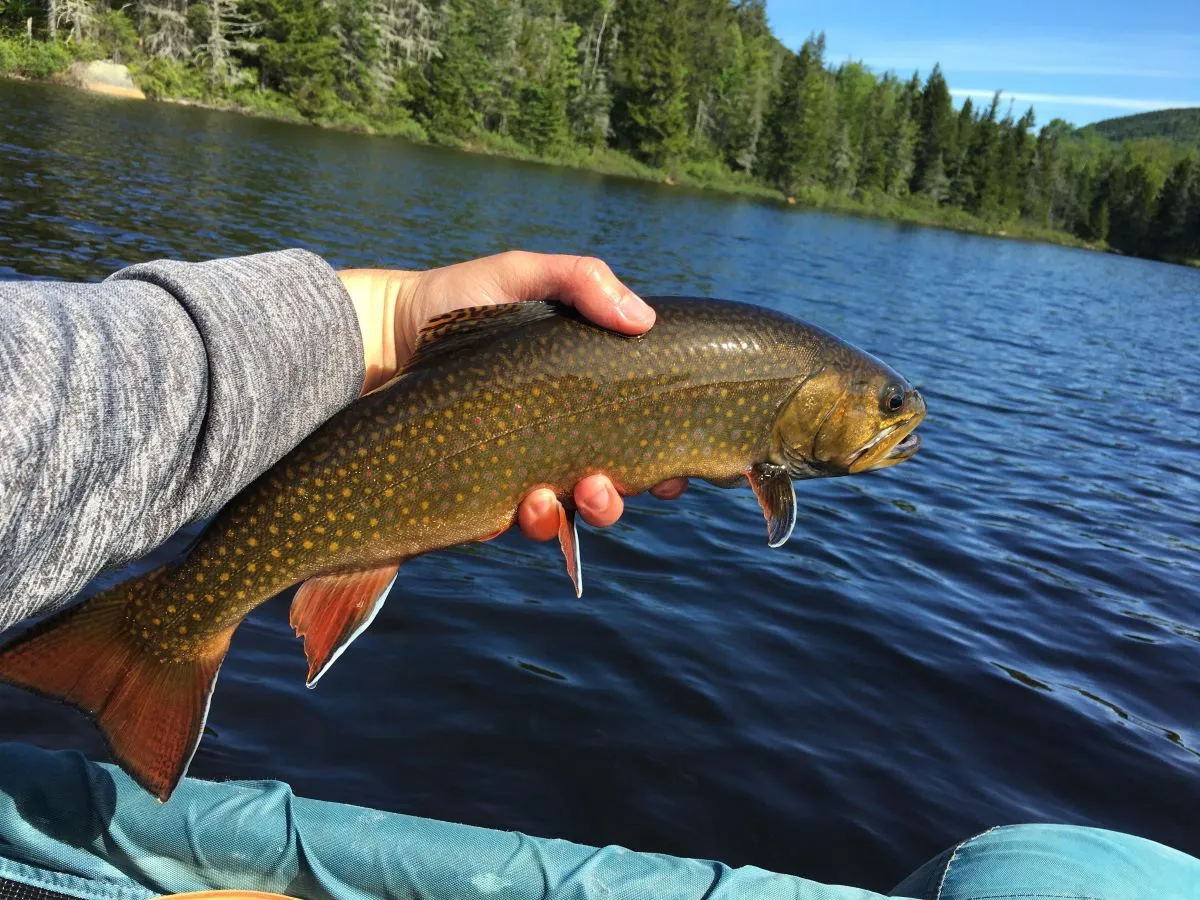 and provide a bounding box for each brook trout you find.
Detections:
[0,298,925,800]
